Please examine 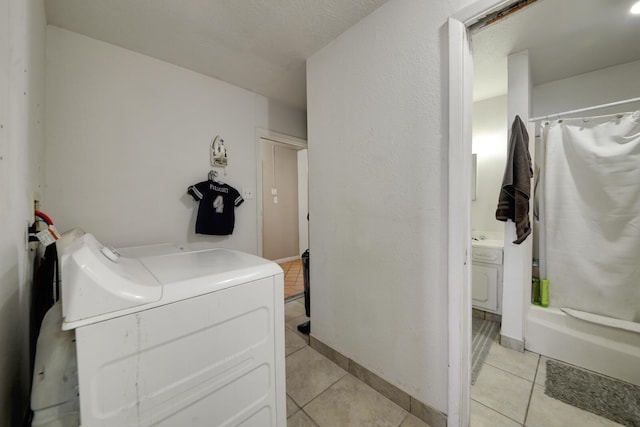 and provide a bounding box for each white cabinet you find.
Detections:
[59,234,286,427]
[472,264,499,312]
[471,245,503,314]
